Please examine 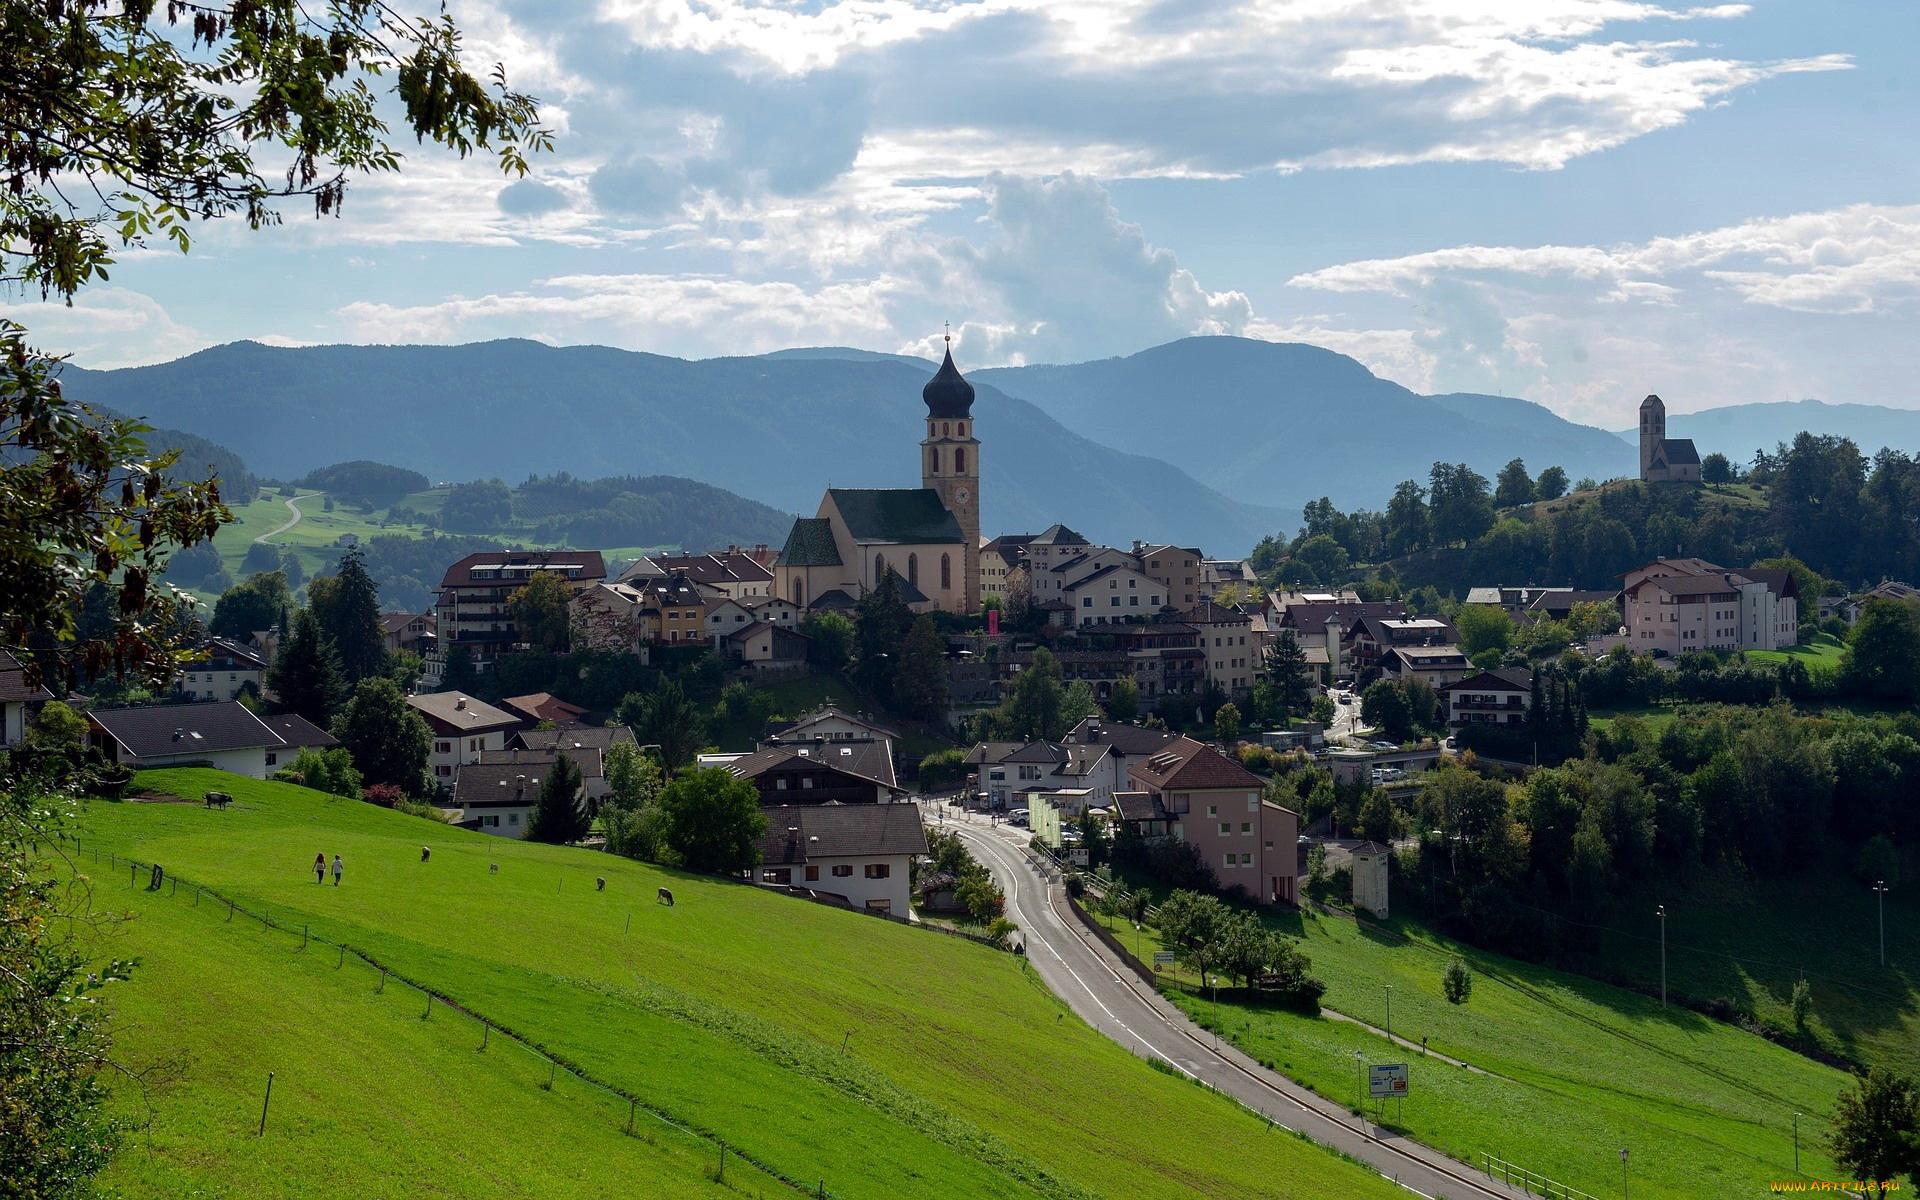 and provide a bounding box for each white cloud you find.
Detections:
[2,289,206,370]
